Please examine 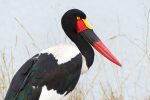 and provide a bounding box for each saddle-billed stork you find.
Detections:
[5,9,121,100]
